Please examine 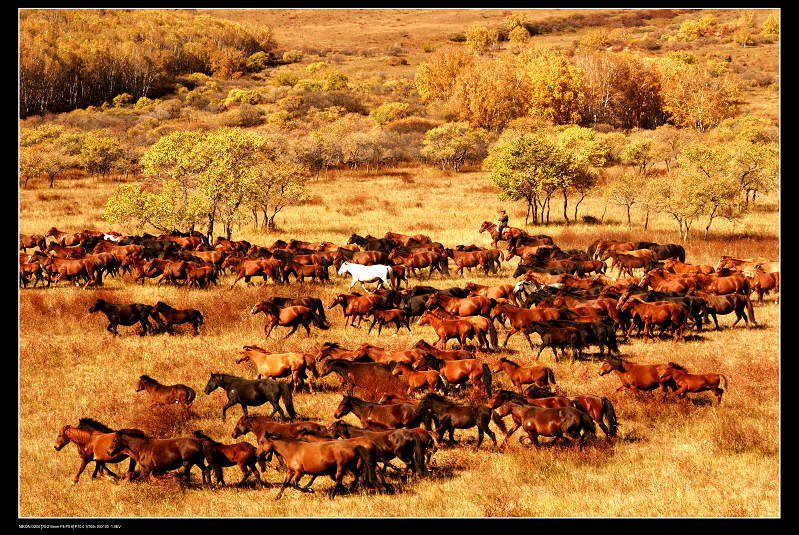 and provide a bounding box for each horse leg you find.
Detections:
[72,457,92,484]
[221,398,238,421]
